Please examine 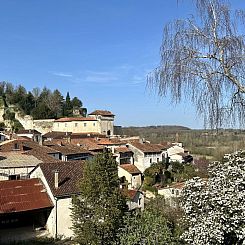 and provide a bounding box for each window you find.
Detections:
[84,123,87,127]
[75,123,78,127]
[171,189,174,194]
[157,158,159,162]
[9,175,20,180]
[65,123,67,127]
[14,143,20,150]
[138,198,141,206]
[93,123,96,126]
[150,158,152,163]
[176,190,179,196]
